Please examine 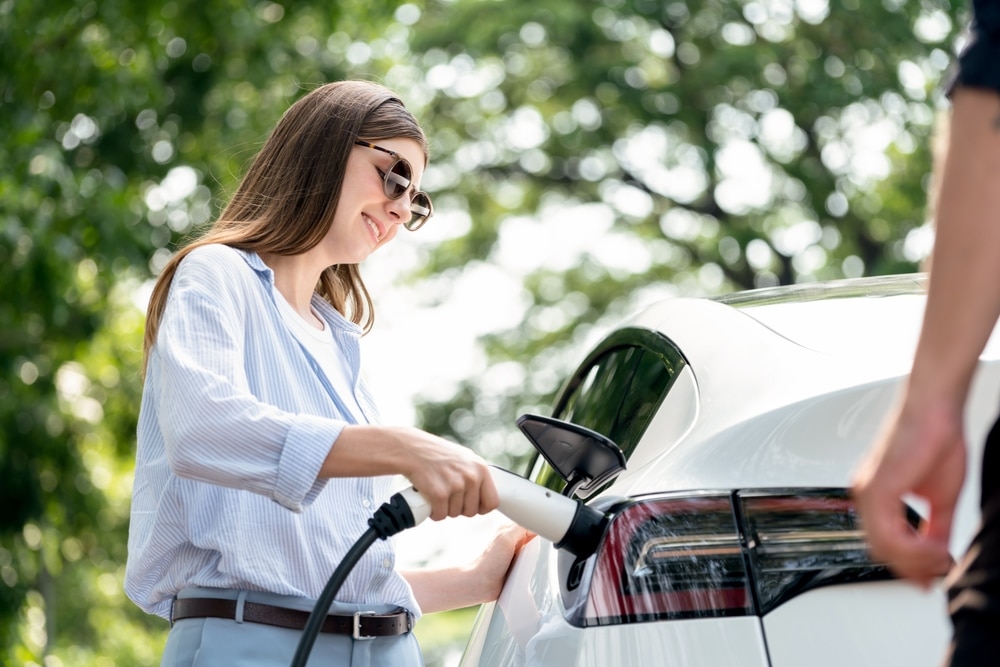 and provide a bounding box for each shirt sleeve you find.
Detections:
[150,247,342,511]
[948,0,1000,94]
